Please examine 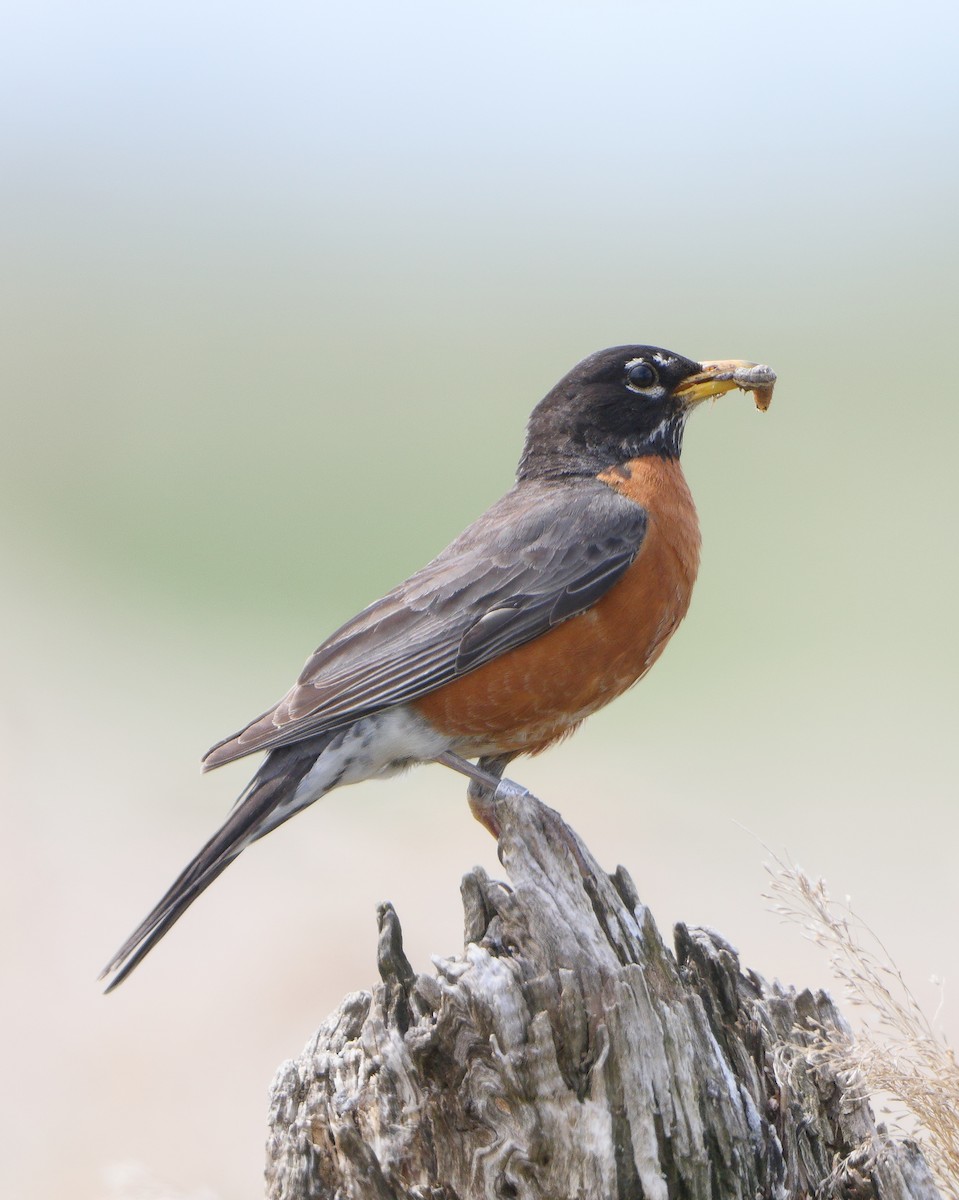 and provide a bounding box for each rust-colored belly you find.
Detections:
[413,458,701,755]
